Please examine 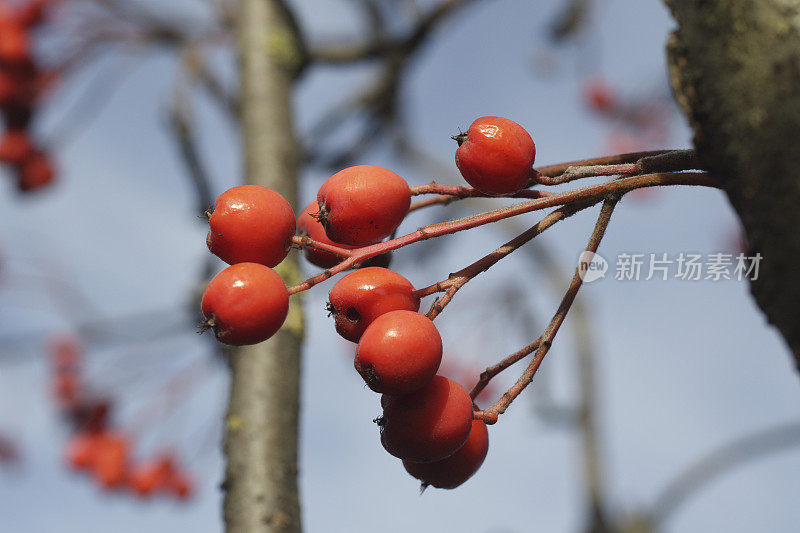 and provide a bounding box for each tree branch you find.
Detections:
[664,0,800,368]
[223,1,304,532]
